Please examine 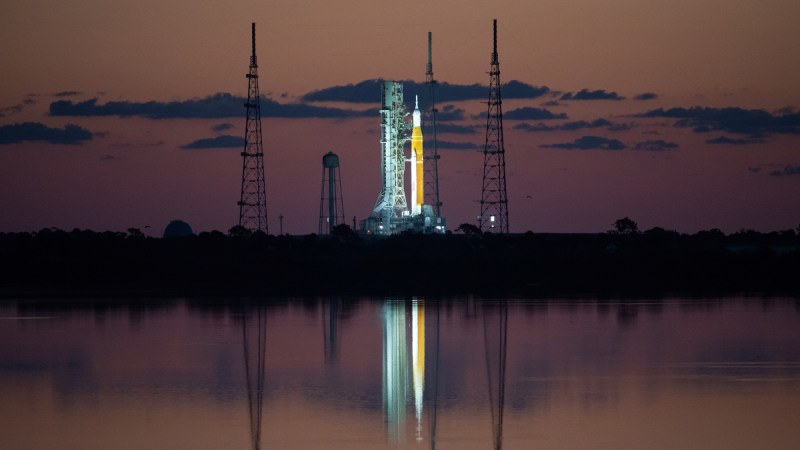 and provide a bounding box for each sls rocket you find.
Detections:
[410,96,424,216]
